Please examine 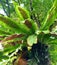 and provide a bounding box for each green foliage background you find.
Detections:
[0,0,57,65]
